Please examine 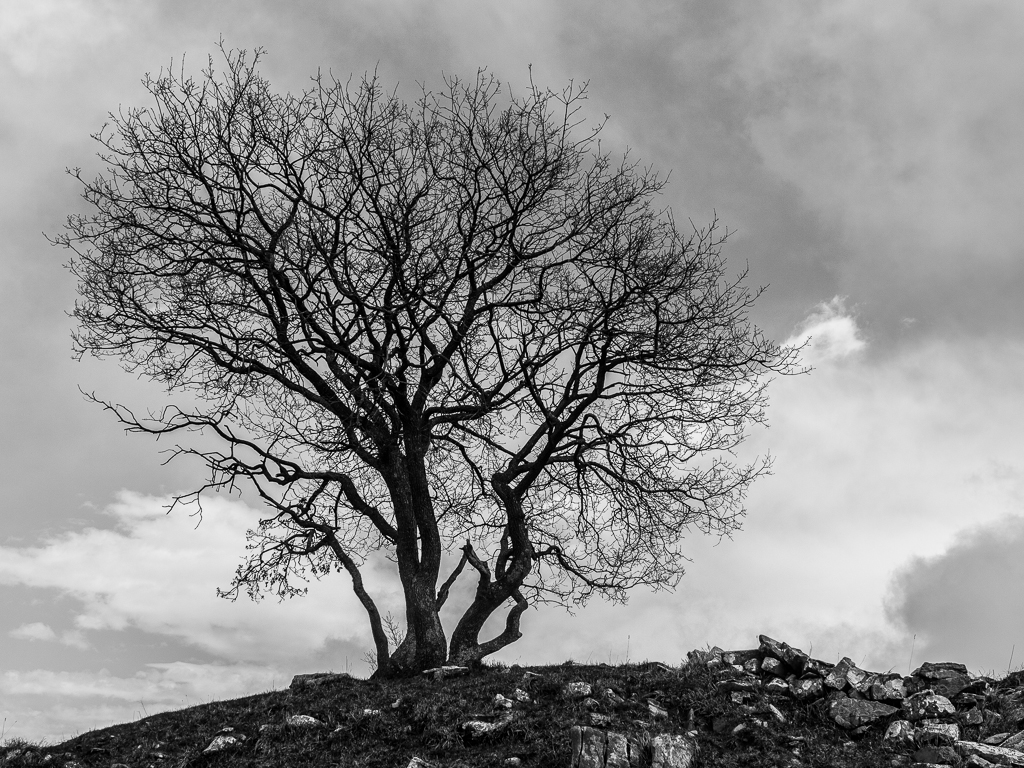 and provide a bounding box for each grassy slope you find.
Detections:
[0,659,915,768]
